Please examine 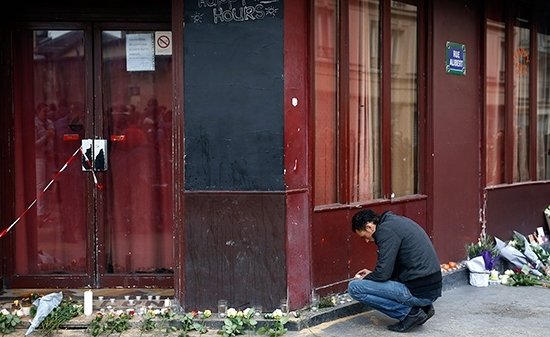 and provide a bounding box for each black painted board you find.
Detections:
[184,0,284,191]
